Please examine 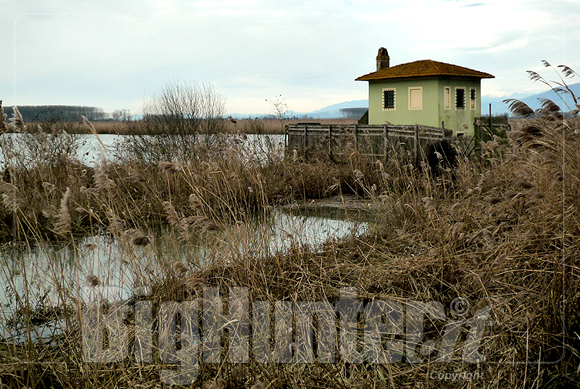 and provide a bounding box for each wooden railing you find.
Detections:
[285,123,452,162]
